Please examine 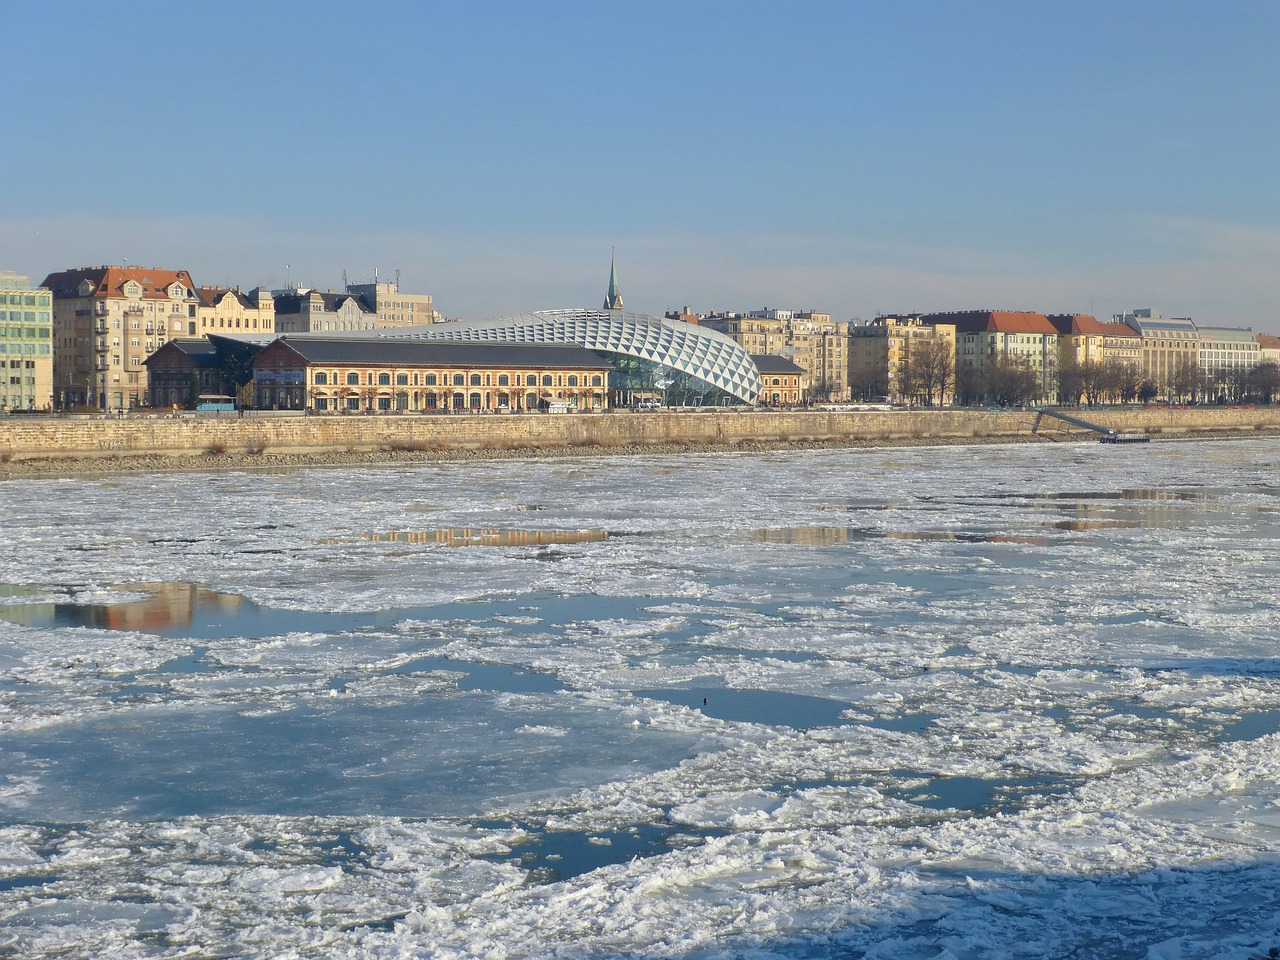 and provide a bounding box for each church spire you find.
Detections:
[603,249,623,310]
